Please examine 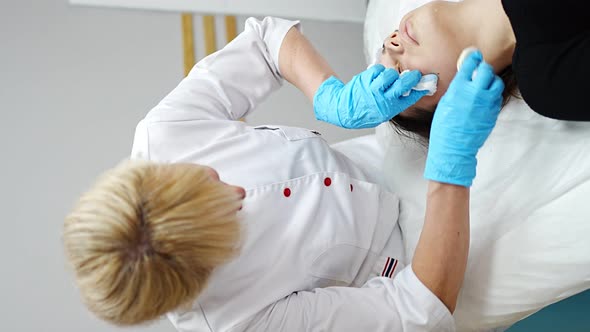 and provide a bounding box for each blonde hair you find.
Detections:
[63,160,242,325]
